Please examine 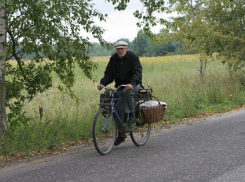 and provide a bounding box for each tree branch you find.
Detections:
[7,29,24,72]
